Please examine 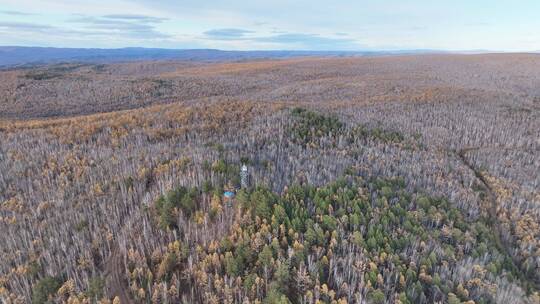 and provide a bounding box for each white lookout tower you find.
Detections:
[240,164,249,189]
